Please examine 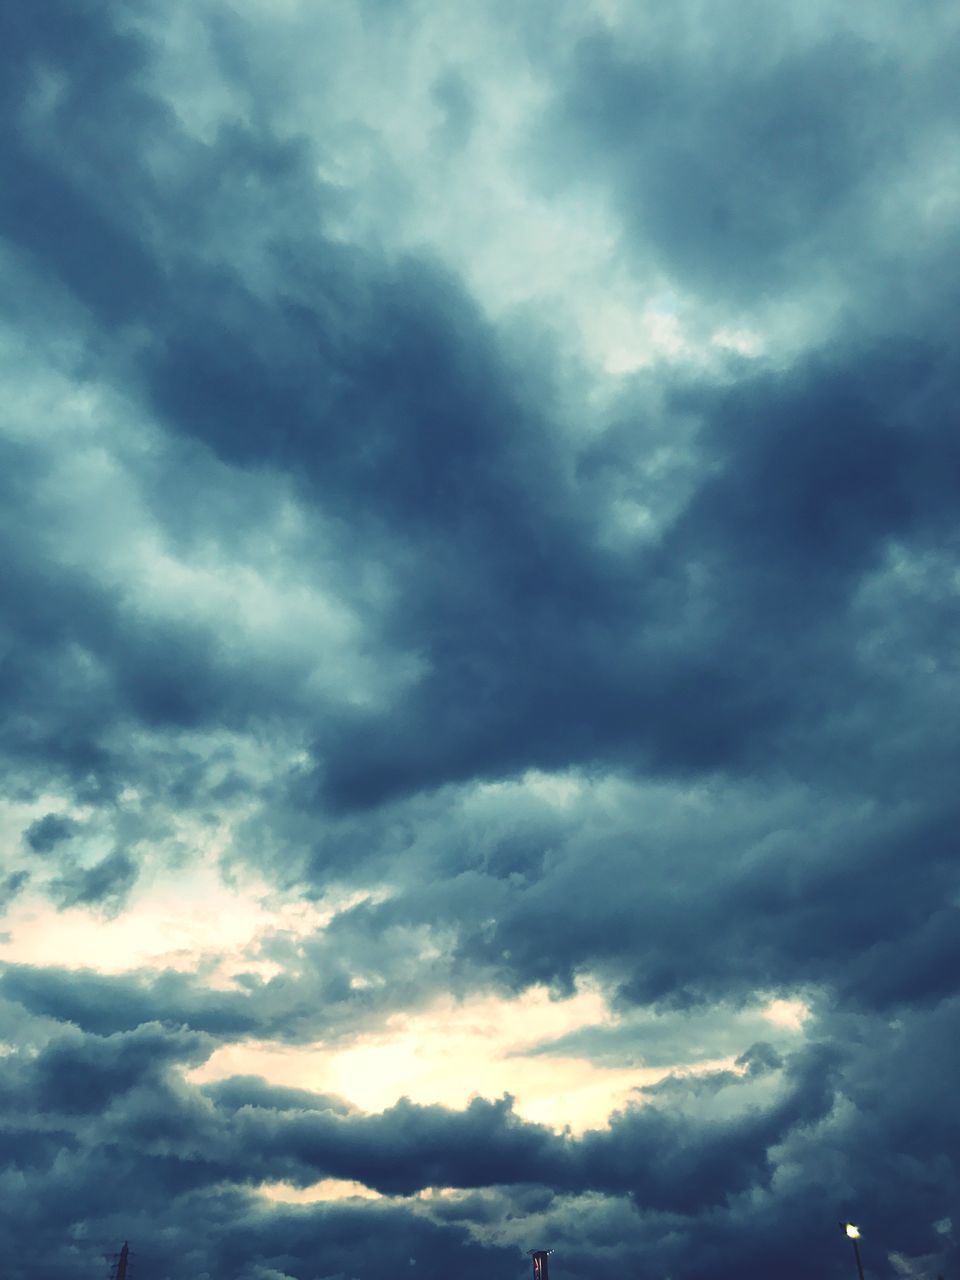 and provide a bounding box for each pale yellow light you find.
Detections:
[0,875,379,985]
[187,983,740,1135]
[259,1178,383,1205]
[763,997,811,1030]
[845,1224,861,1240]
